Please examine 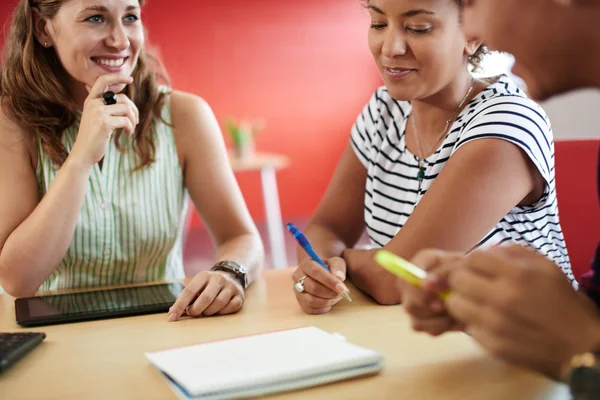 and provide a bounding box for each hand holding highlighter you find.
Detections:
[374,250,450,301]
